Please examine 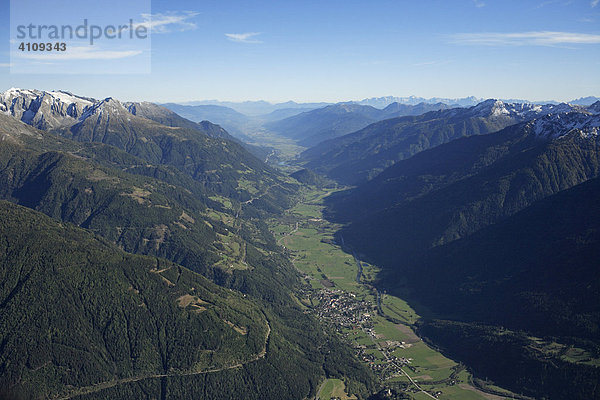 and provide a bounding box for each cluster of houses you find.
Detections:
[311,289,374,330]
[307,288,415,379]
[296,275,449,398]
